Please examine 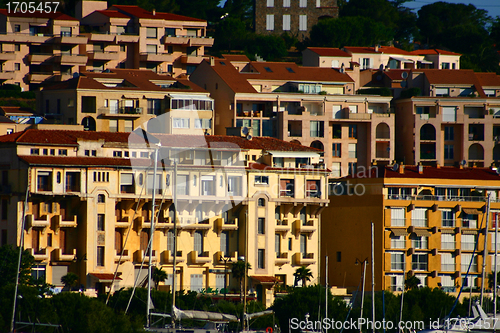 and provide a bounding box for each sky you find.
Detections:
[404,0,500,18]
